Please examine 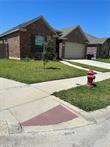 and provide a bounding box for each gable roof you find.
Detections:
[59,26,78,39]
[0,16,56,38]
[85,33,109,45]
[58,25,88,42]
[54,28,62,34]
